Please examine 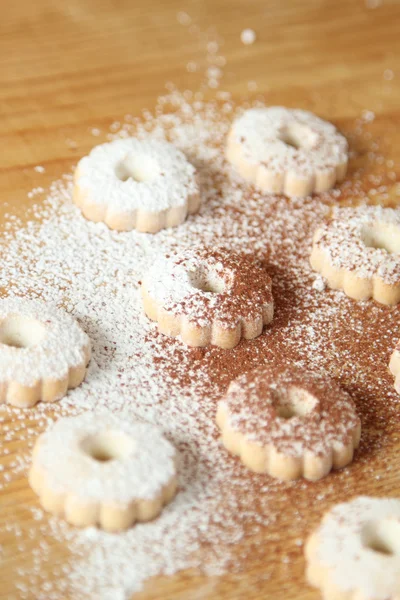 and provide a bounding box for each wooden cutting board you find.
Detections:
[1,1,400,598]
